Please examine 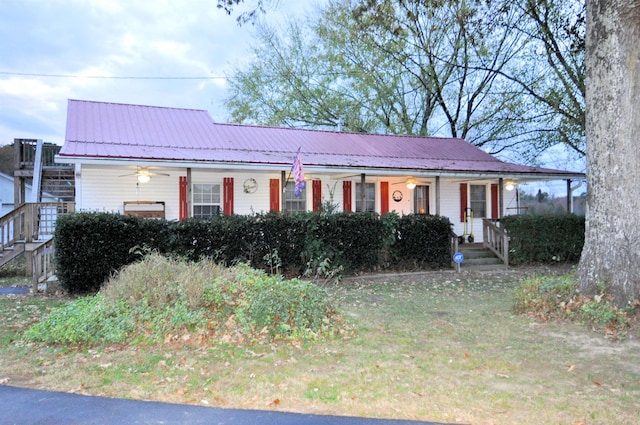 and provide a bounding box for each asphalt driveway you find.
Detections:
[0,385,459,425]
